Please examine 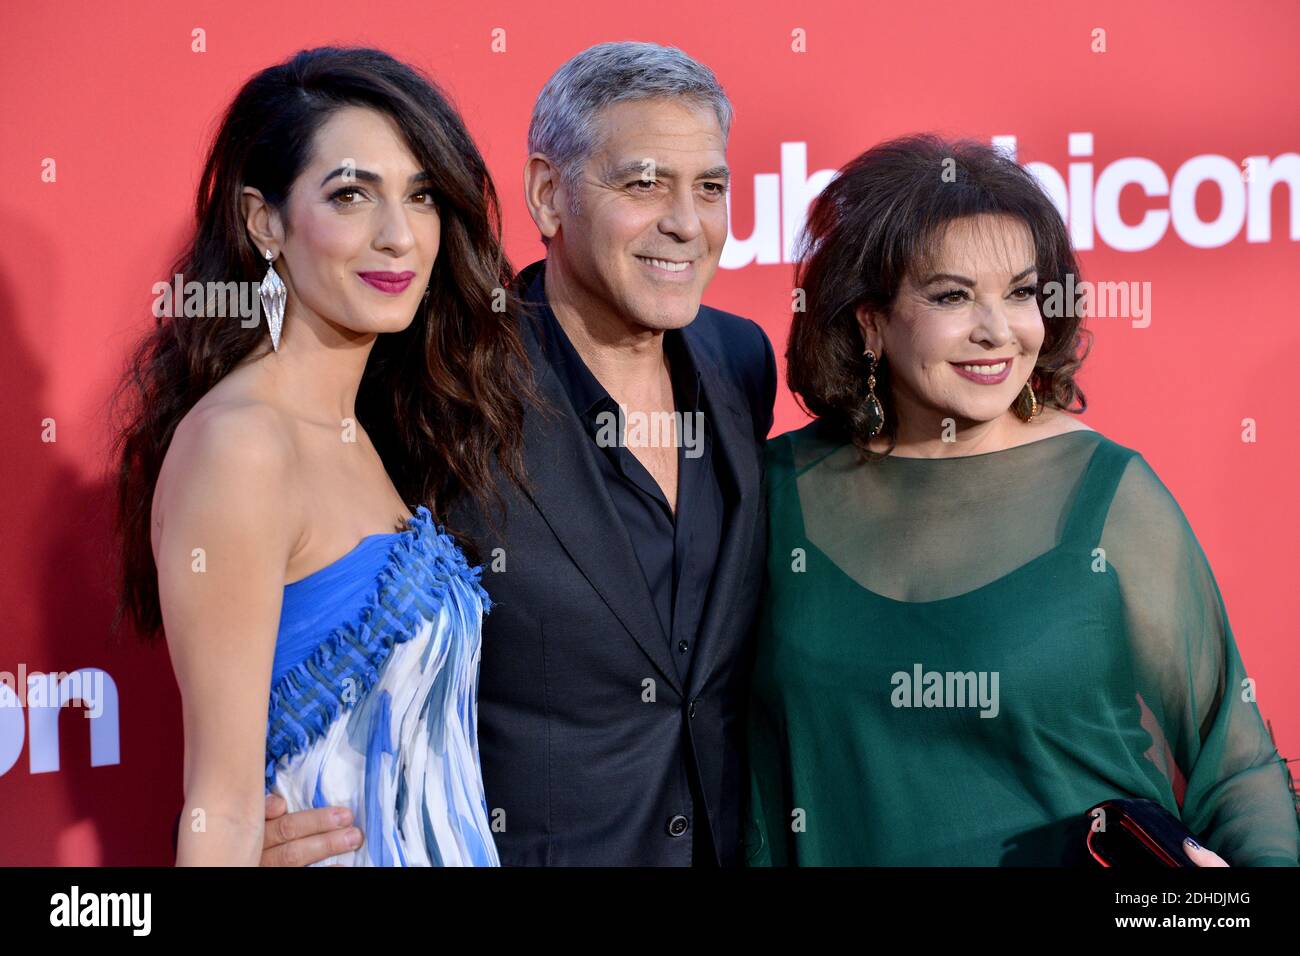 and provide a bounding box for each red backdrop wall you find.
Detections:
[2,0,1296,865]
